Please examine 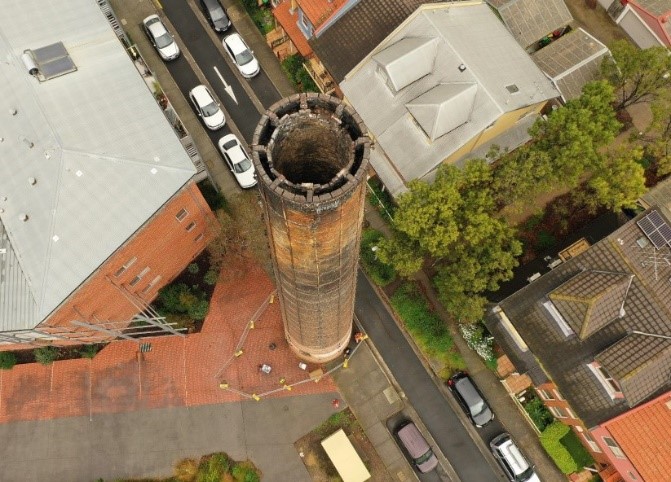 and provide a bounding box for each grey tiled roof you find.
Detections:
[596,333,671,407]
[549,271,632,339]
[309,0,443,82]
[489,210,671,427]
